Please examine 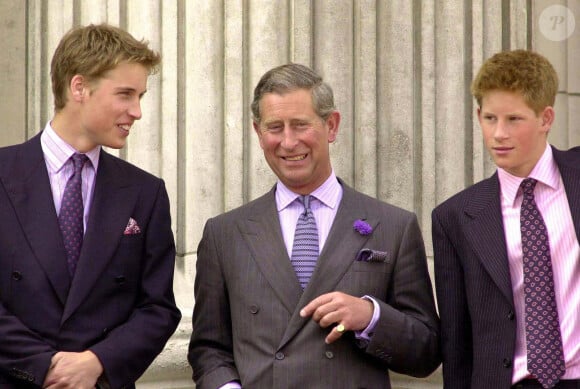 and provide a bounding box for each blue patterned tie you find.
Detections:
[520,178,565,388]
[58,153,89,276]
[291,195,319,289]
